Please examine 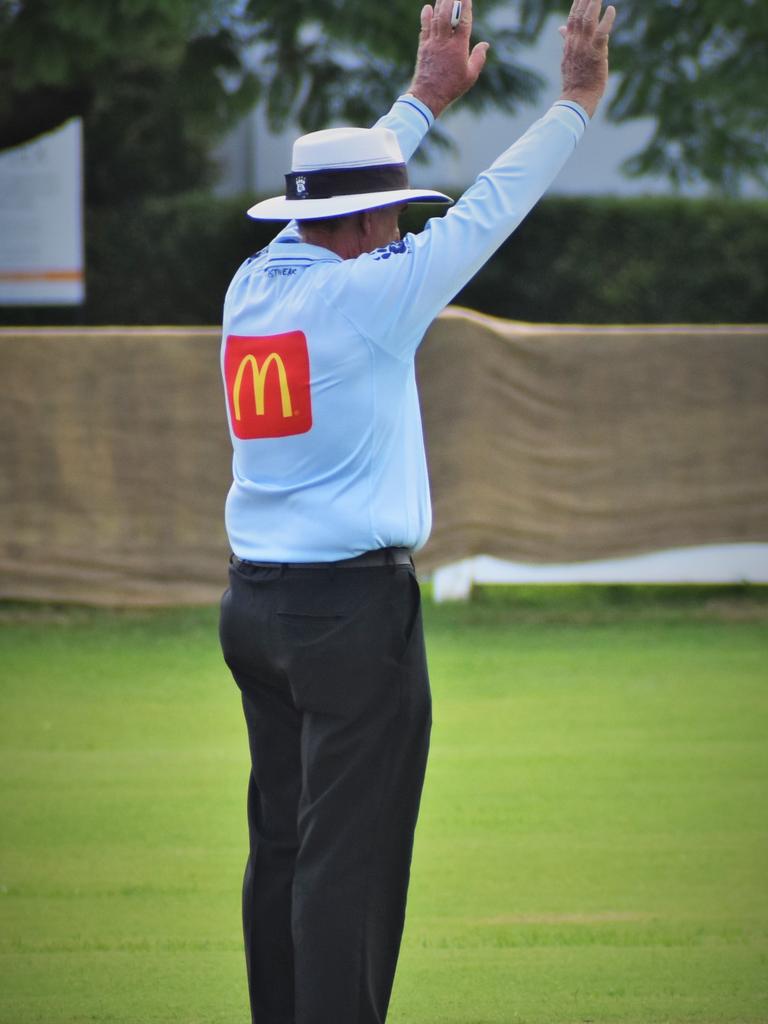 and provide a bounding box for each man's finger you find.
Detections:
[596,3,616,38]
[566,0,588,36]
[419,4,433,33]
[467,40,490,79]
[570,0,591,19]
[455,0,473,34]
[432,0,454,38]
[584,0,601,23]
